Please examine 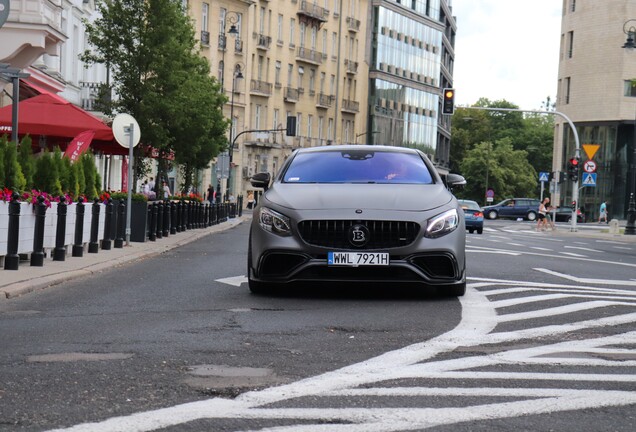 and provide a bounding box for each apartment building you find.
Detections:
[188,0,455,197]
[555,0,636,221]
